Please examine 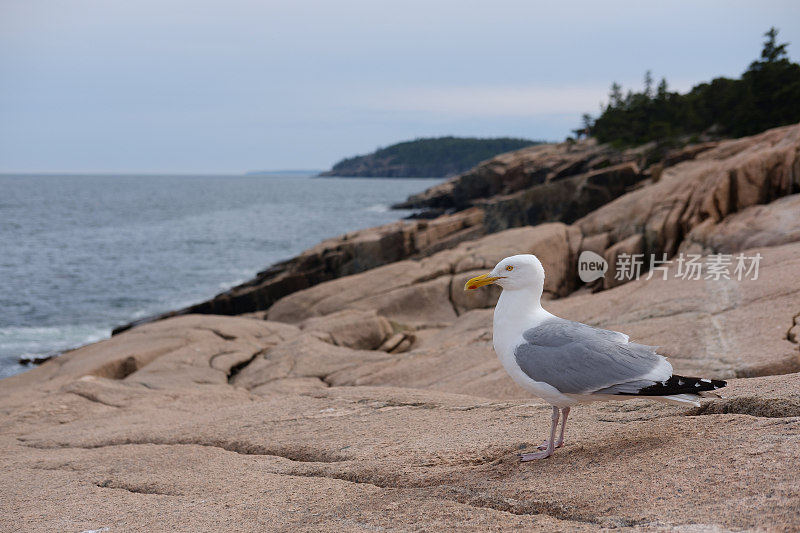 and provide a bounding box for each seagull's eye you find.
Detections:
[506,265,514,271]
